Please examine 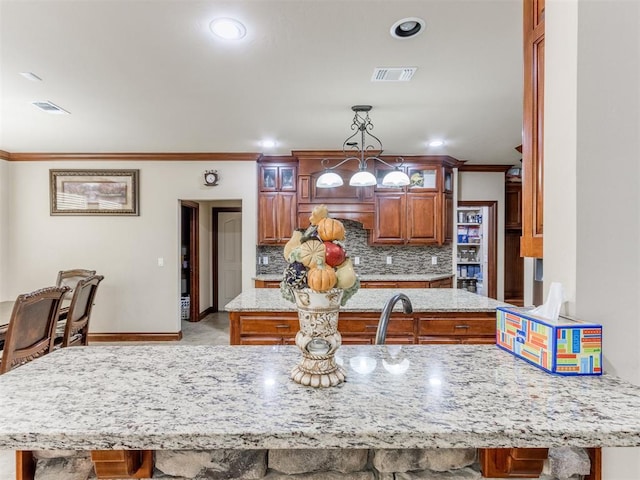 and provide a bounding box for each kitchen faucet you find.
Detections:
[375,293,413,345]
